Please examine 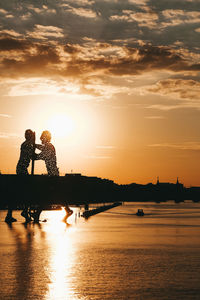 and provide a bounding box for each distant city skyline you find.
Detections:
[0,0,200,186]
